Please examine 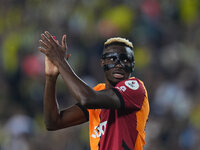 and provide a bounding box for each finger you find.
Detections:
[39,40,49,49]
[38,46,47,54]
[53,36,59,44]
[65,53,71,60]
[44,31,57,46]
[62,34,67,49]
[41,34,51,47]
[55,40,59,44]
